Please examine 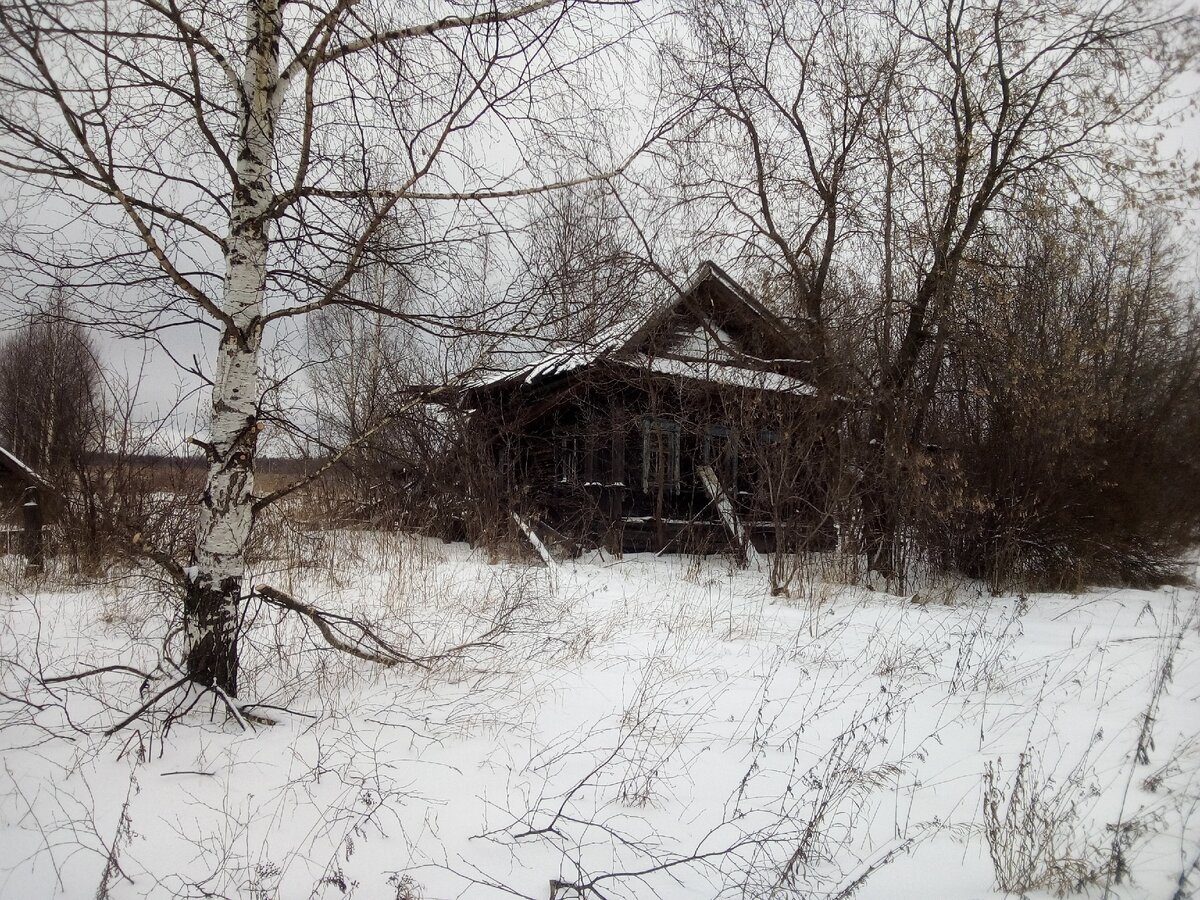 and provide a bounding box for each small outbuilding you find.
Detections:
[0,444,48,565]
